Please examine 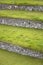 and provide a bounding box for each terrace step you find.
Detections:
[0,18,43,29]
[0,4,43,11]
[0,41,43,59]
